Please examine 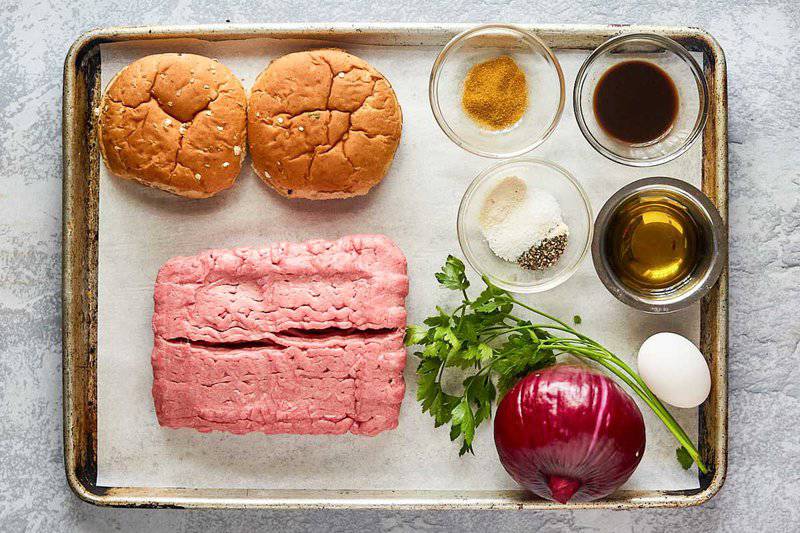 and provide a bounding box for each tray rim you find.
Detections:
[62,22,728,510]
